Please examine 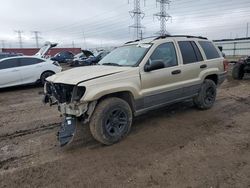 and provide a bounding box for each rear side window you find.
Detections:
[178,41,203,64]
[20,58,44,66]
[0,59,19,69]
[198,41,220,59]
